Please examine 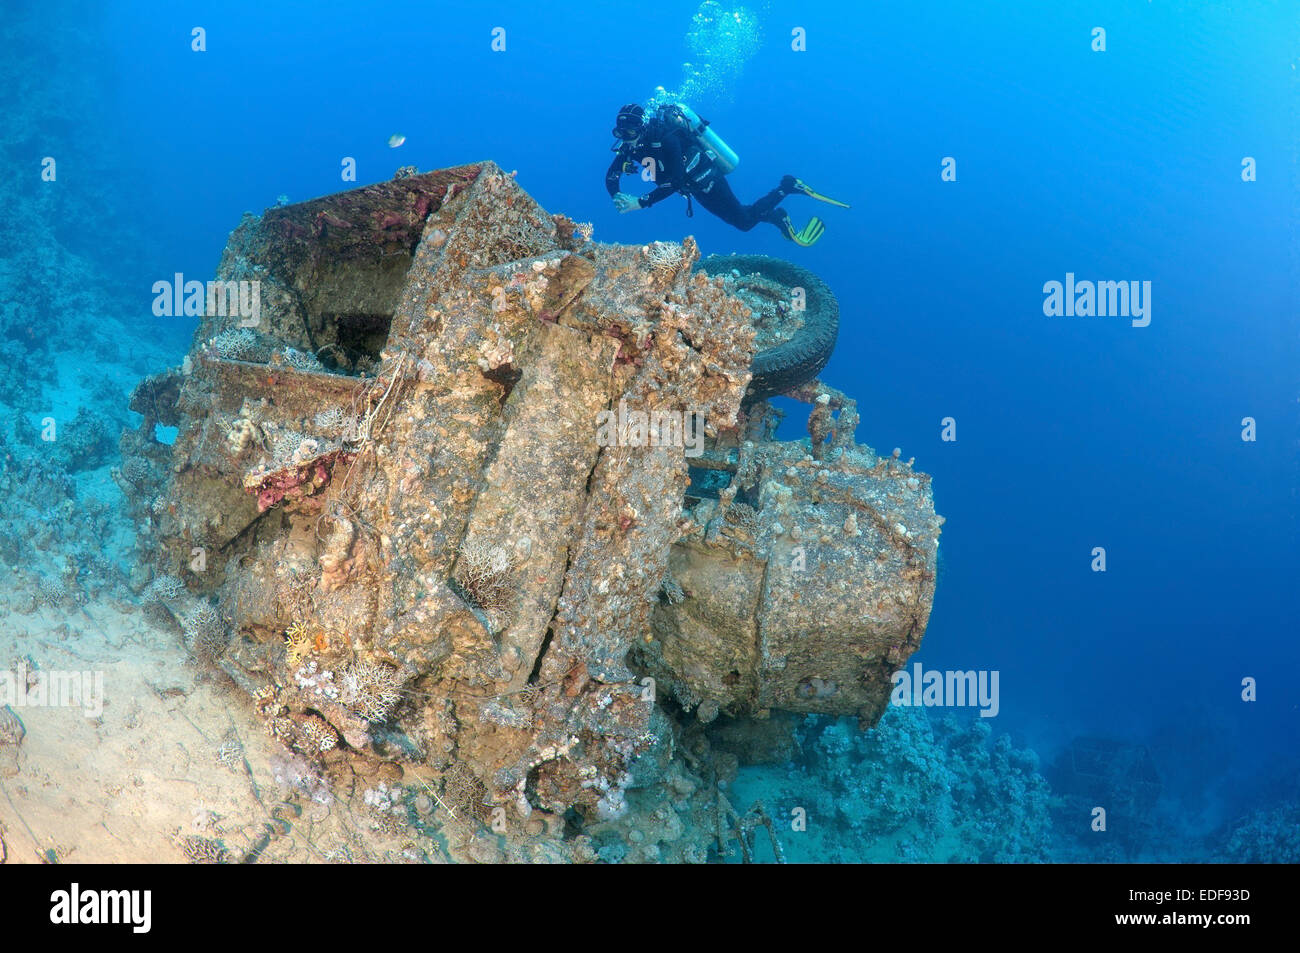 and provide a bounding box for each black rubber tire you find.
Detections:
[697,254,839,400]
